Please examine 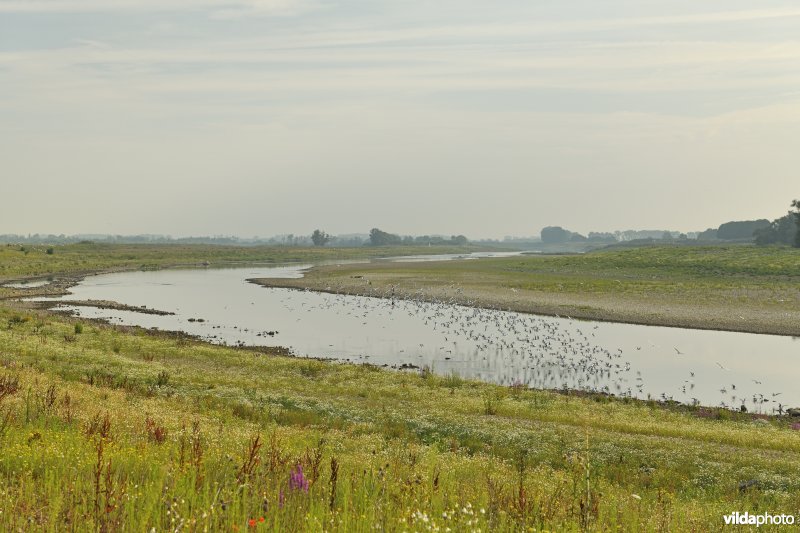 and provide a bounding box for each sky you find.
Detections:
[1,0,799,239]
